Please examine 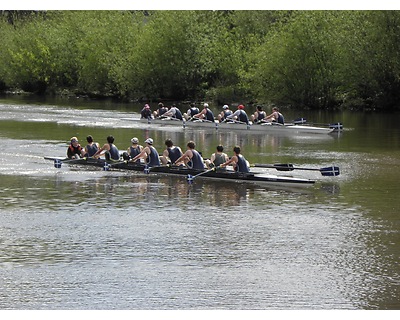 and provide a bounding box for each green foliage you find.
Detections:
[0,10,400,110]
